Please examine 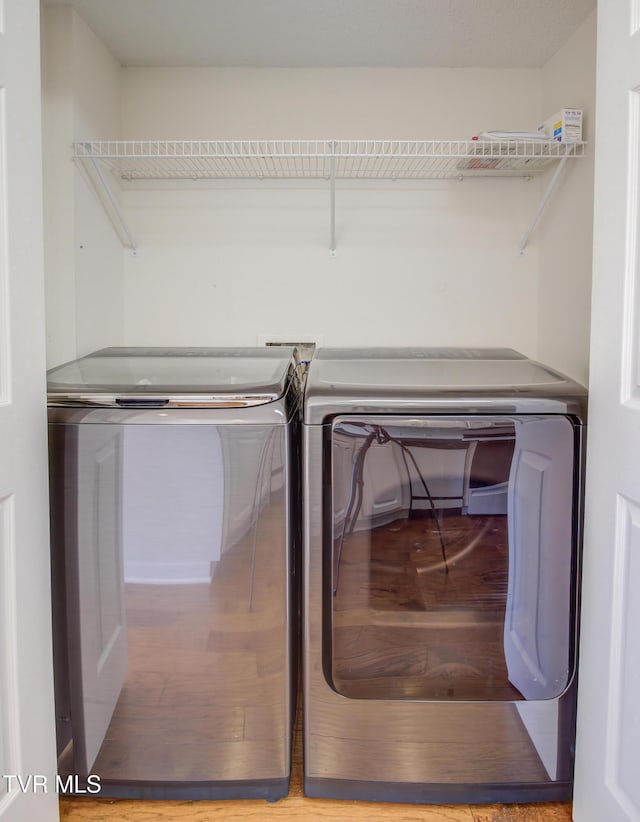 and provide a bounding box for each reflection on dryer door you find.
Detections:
[74,424,127,774]
[505,416,575,700]
[329,414,576,705]
[330,416,517,702]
